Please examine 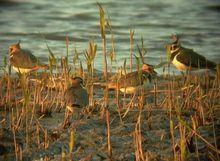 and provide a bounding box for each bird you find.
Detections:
[166,35,216,71]
[64,77,89,108]
[9,41,48,74]
[108,63,157,94]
